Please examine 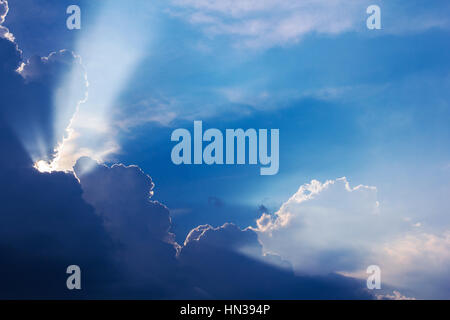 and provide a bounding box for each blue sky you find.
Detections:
[1,0,450,299]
